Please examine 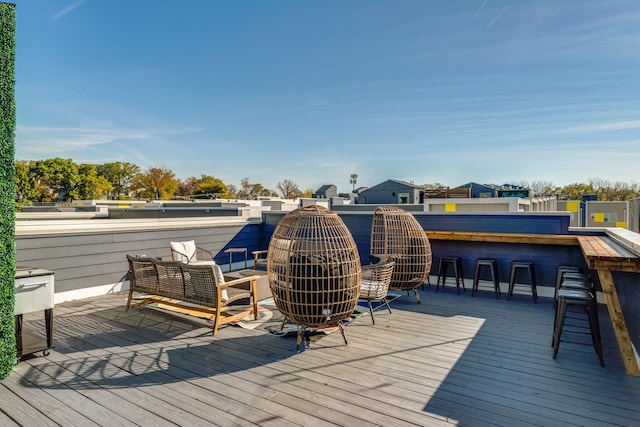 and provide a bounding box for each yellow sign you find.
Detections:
[616,222,627,228]
[566,201,579,212]
[445,203,456,212]
[593,213,604,223]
